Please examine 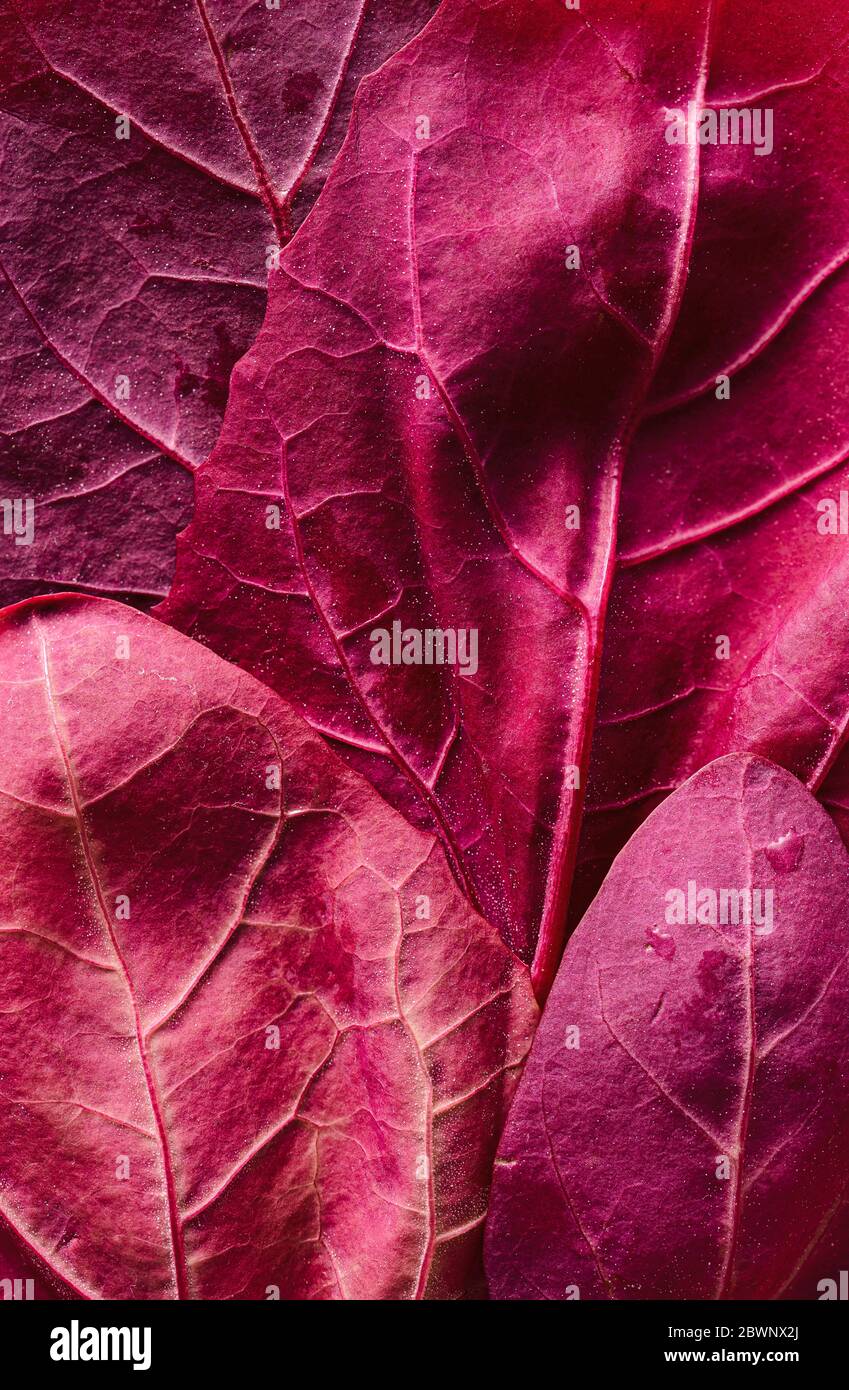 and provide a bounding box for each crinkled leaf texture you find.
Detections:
[575,0,849,918]
[0,0,437,606]
[161,0,719,989]
[0,594,535,1299]
[486,755,849,1300]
